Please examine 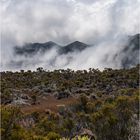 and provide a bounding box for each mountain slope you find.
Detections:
[119,34,139,68]
[59,41,89,54]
